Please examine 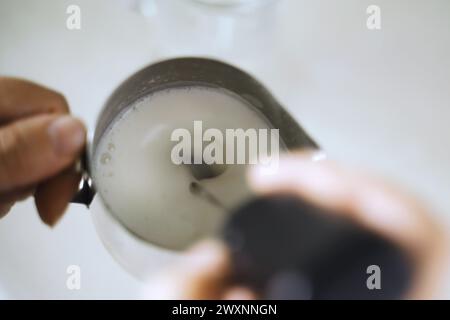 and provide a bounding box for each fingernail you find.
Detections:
[311,151,328,162]
[248,164,279,187]
[248,155,333,191]
[248,158,295,188]
[48,116,85,155]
